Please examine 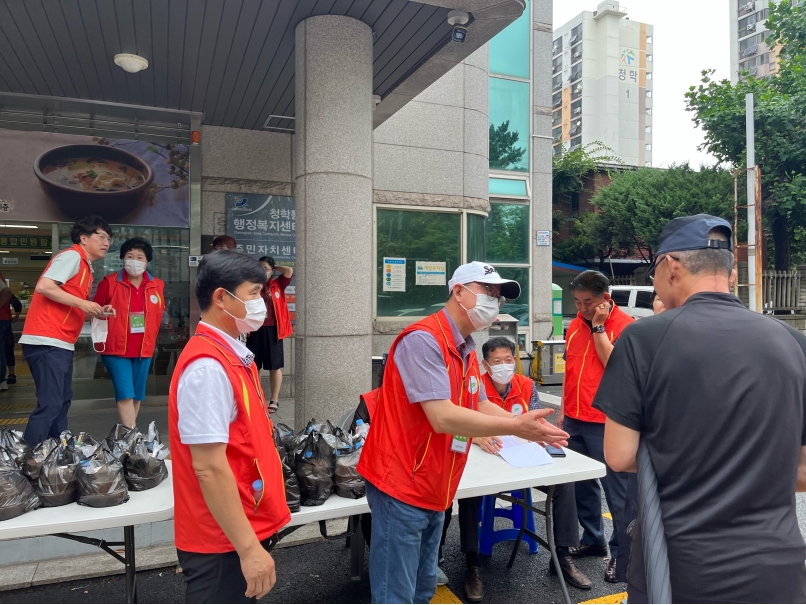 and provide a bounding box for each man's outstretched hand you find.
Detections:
[511,409,568,447]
